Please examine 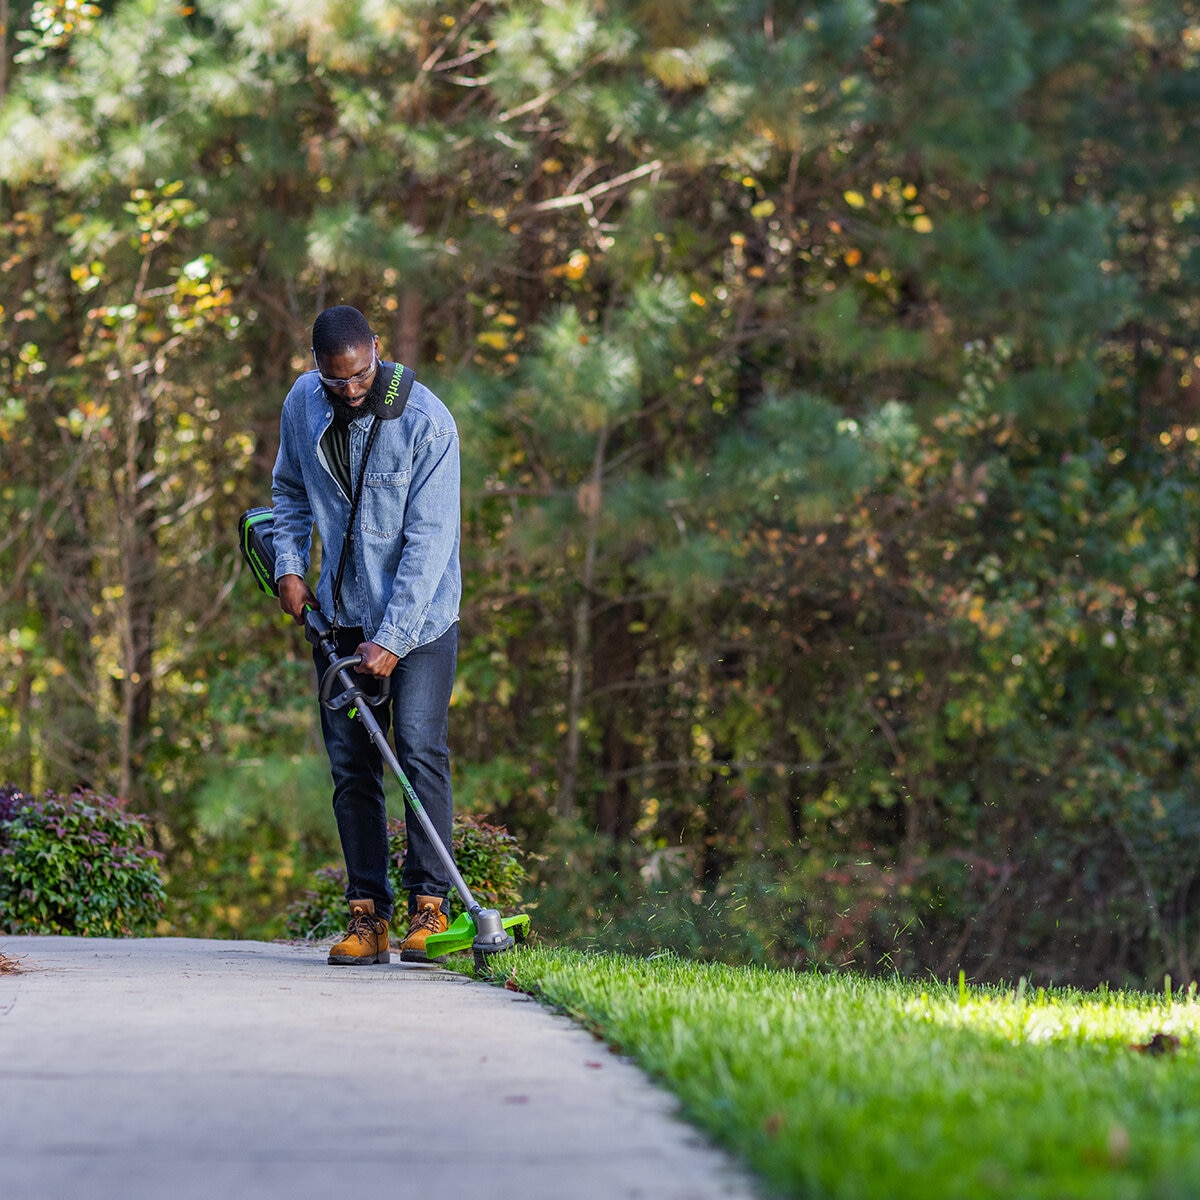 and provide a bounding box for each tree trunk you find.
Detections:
[594,600,641,840]
[112,364,158,804]
[559,426,608,819]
